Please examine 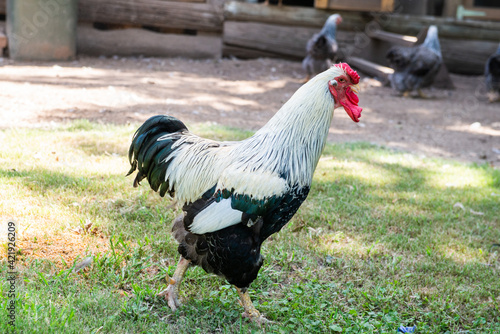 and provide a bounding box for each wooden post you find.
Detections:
[0,31,6,51]
[77,0,225,33]
[223,21,319,59]
[443,0,462,18]
[314,0,329,9]
[224,1,367,30]
[346,56,393,83]
[381,0,395,12]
